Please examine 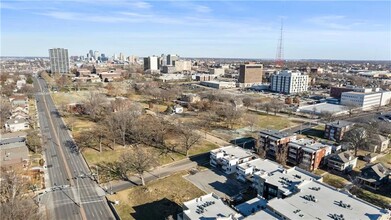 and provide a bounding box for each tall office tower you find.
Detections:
[238,63,263,87]
[89,50,94,57]
[119,53,125,61]
[143,56,160,71]
[167,54,179,66]
[49,48,69,74]
[270,70,309,94]
[94,51,100,60]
